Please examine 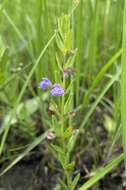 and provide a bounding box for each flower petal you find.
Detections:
[39,78,52,90]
